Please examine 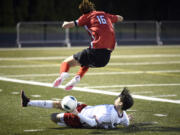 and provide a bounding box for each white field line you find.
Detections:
[0,64,59,68]
[4,70,180,78]
[31,95,41,98]
[1,61,180,69]
[85,84,180,89]
[108,61,180,66]
[111,54,180,58]
[1,54,180,61]
[153,114,167,117]
[132,91,153,94]
[24,129,44,132]
[0,56,67,61]
[4,73,59,78]
[152,94,177,98]
[11,91,19,94]
[0,76,180,104]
